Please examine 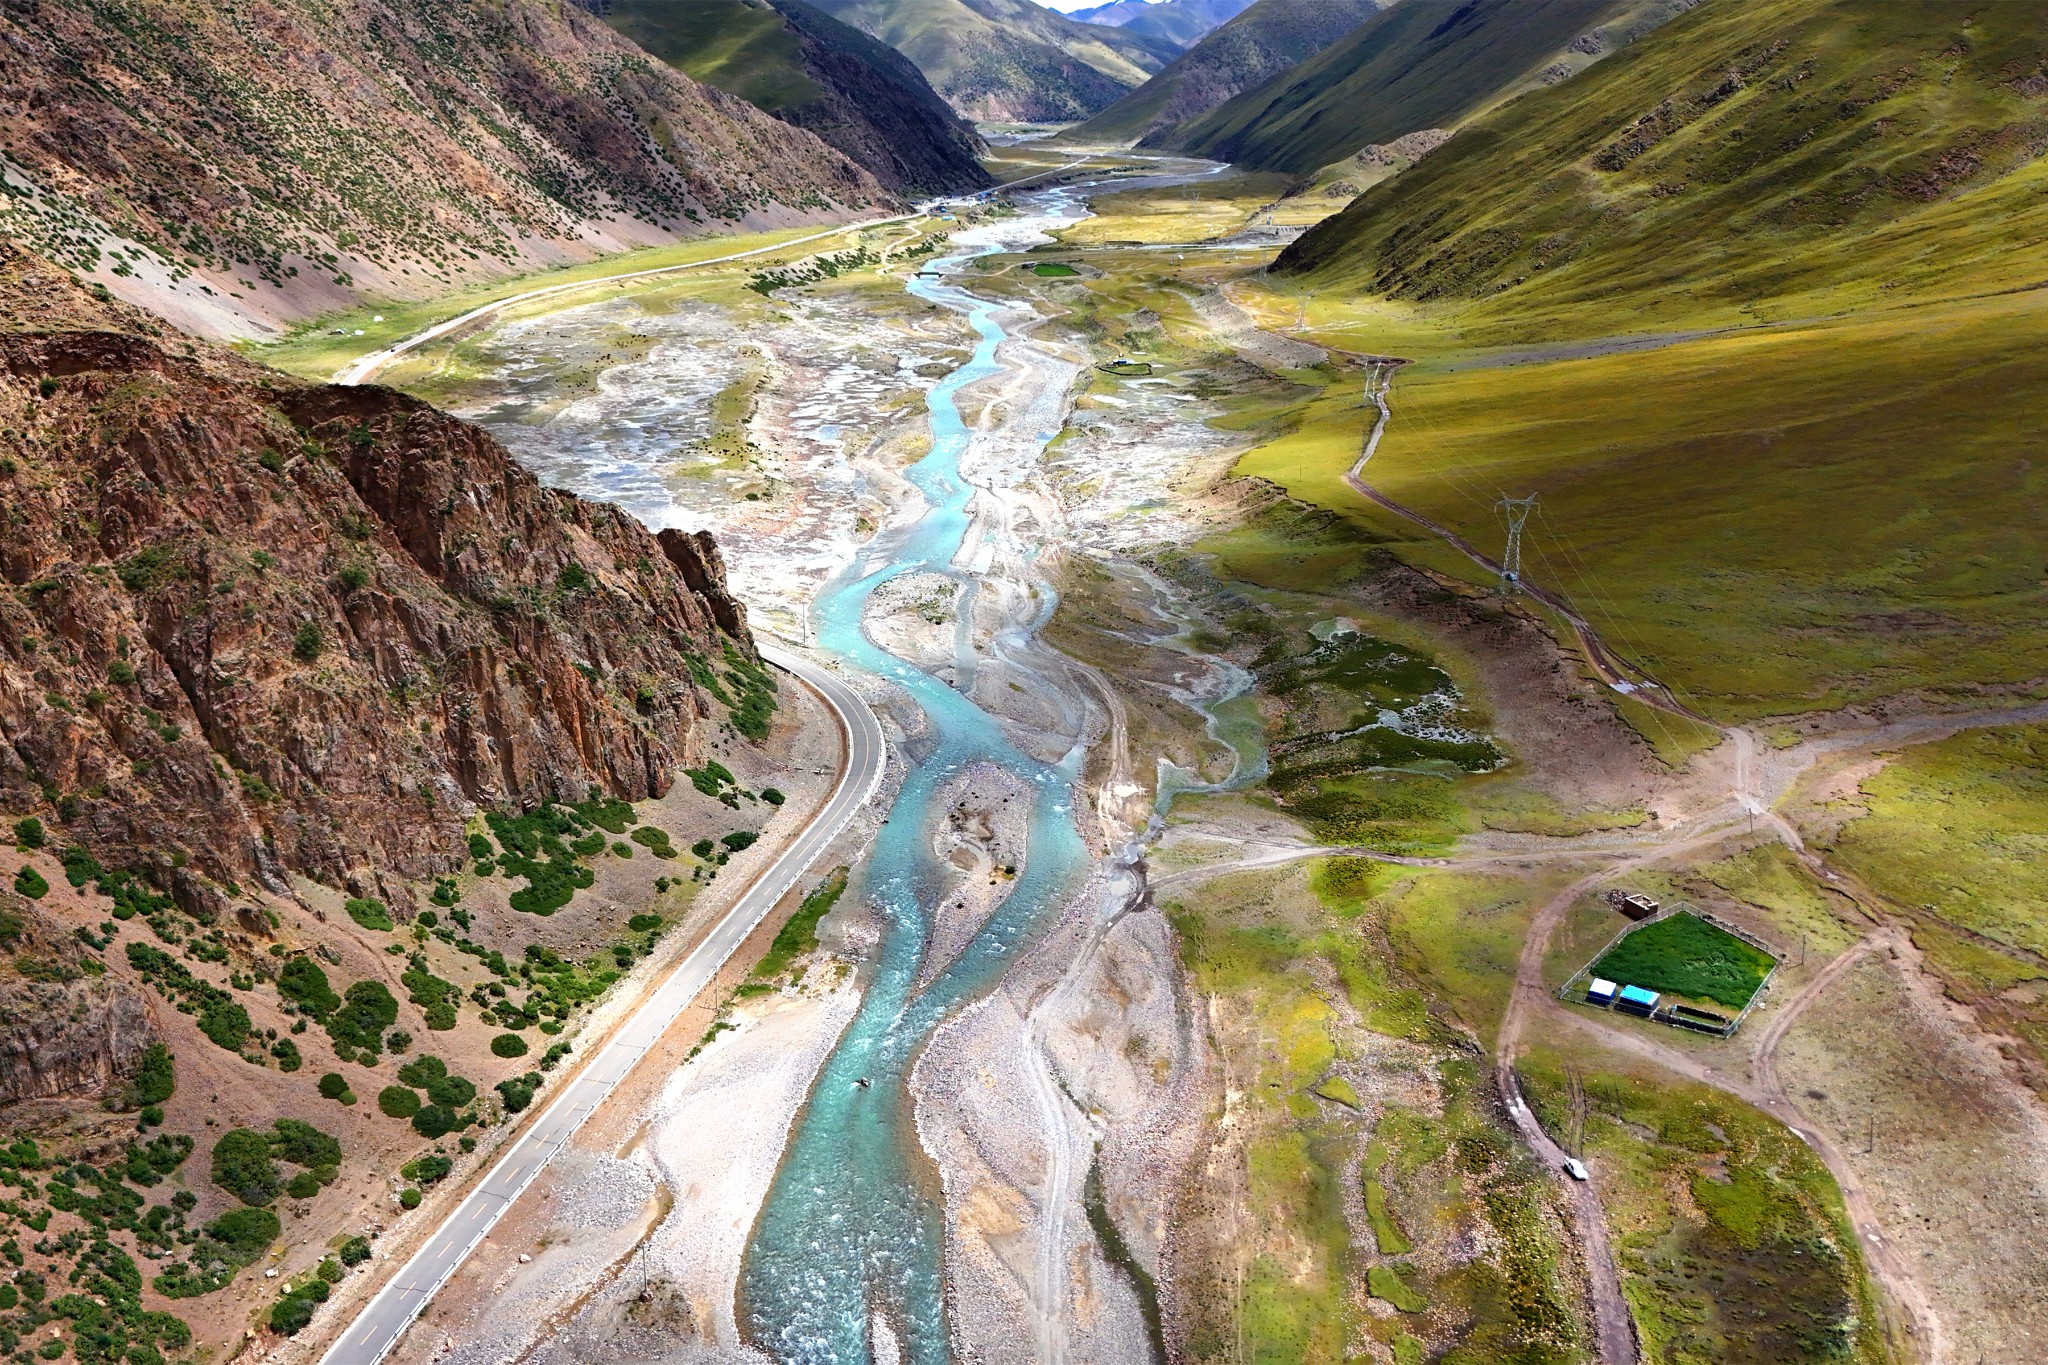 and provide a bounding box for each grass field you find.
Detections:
[1590,911,1776,1012]
[249,222,887,382]
[1228,287,2048,719]
[1825,724,2048,1074]
[1520,1041,1897,1365]
[1162,857,1577,1364]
